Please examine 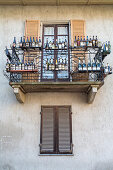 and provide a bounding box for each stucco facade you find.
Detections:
[0,5,113,170]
